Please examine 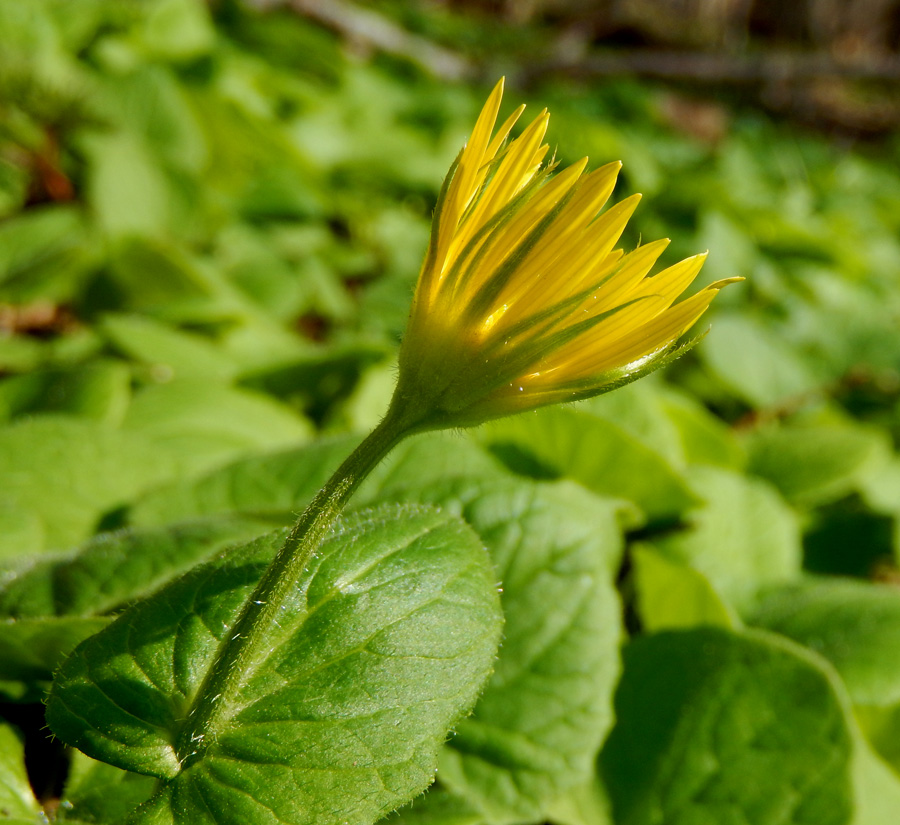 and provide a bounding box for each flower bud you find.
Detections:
[391,79,739,432]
